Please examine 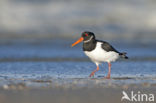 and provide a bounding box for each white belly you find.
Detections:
[84,42,119,63]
